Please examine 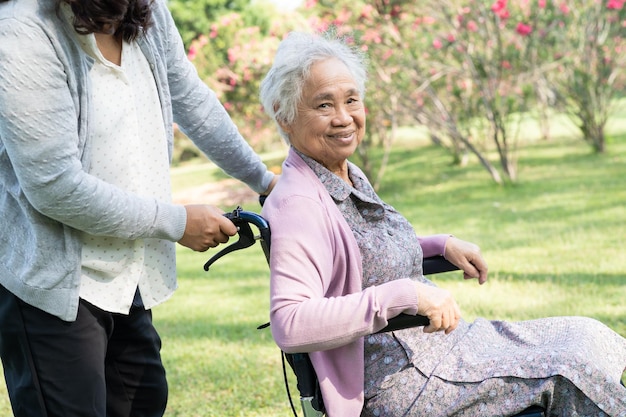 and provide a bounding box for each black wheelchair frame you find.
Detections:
[204,207,546,417]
